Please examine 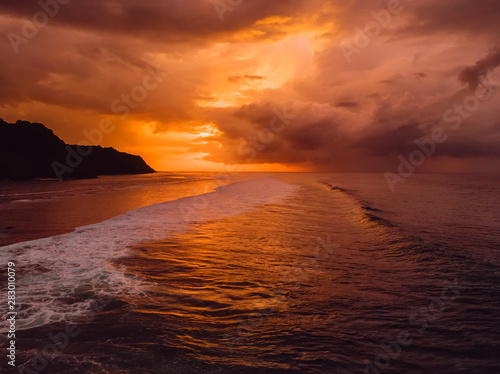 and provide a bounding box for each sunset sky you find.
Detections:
[0,0,499,172]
